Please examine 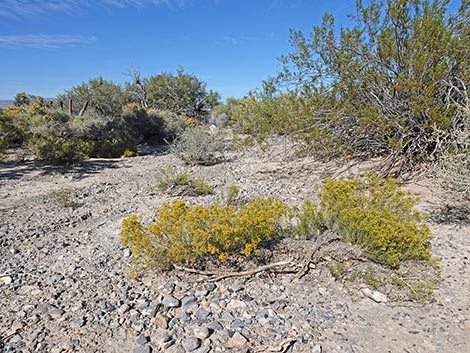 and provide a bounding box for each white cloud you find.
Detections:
[0,34,96,49]
[0,0,187,18]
